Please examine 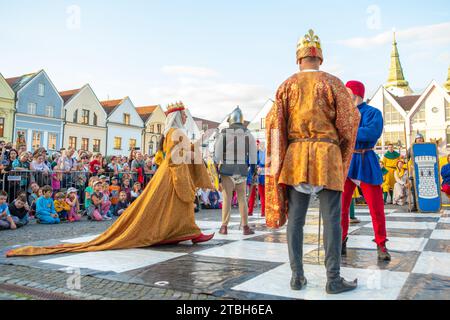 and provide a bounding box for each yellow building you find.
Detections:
[0,73,15,142]
[136,105,166,156]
